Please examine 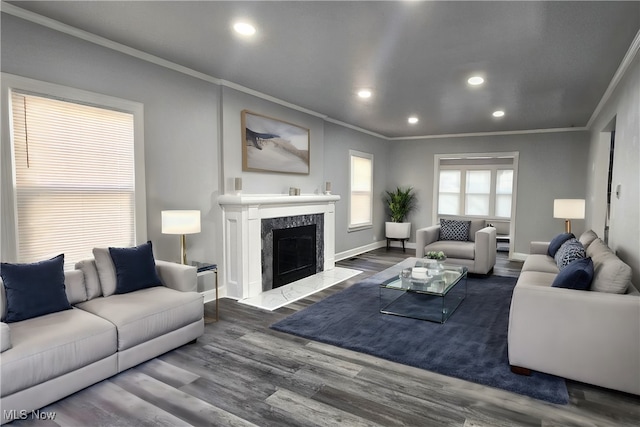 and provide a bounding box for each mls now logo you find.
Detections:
[3,410,56,421]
